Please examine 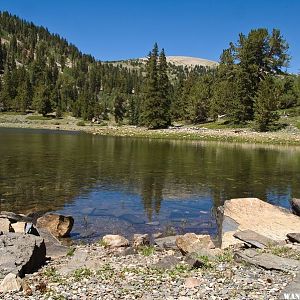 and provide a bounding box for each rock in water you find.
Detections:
[0,233,46,279]
[216,198,300,249]
[291,198,300,216]
[176,233,215,255]
[36,213,74,238]
[0,273,23,293]
[0,218,13,233]
[102,235,129,248]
